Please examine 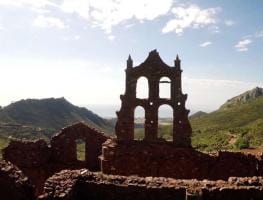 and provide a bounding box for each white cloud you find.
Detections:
[108,35,115,41]
[255,30,263,38]
[200,41,212,47]
[0,24,4,30]
[33,15,65,29]
[0,0,56,8]
[208,25,220,33]
[224,20,235,26]
[1,0,174,34]
[162,5,220,35]
[60,0,90,20]
[61,0,173,33]
[1,0,224,36]
[235,39,252,52]
[30,7,51,14]
[125,24,135,29]
[74,35,80,40]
